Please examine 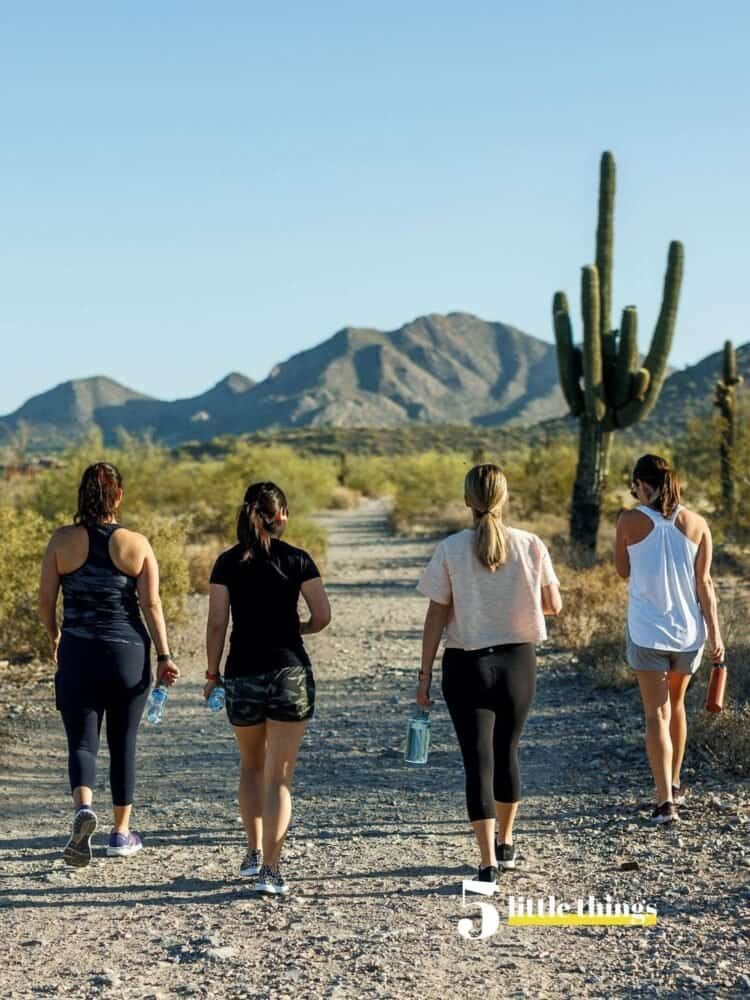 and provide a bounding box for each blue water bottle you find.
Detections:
[405,709,431,765]
[147,685,168,724]
[207,685,226,712]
